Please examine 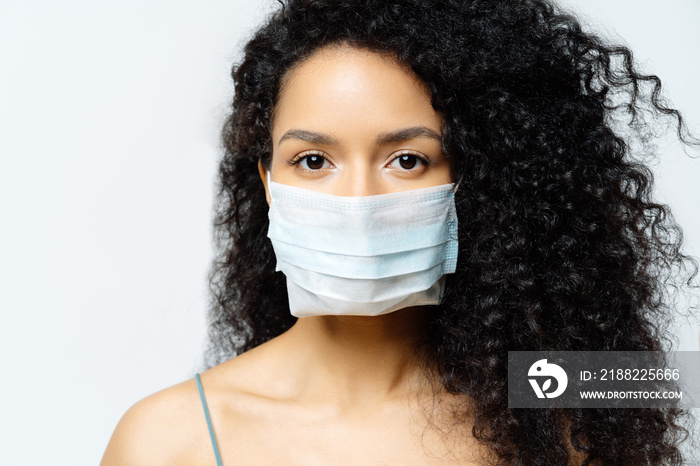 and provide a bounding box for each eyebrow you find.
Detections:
[278,129,339,146]
[375,126,441,145]
[277,126,442,146]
